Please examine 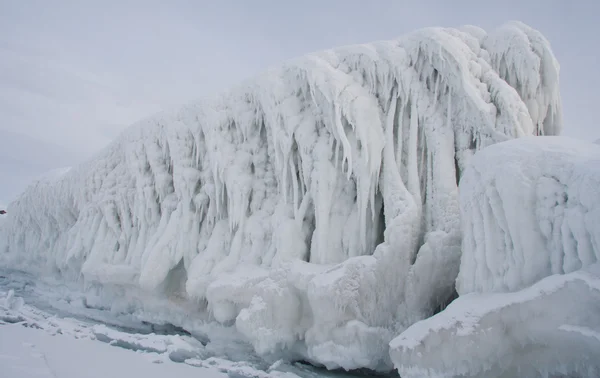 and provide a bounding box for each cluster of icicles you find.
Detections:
[0,21,562,372]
